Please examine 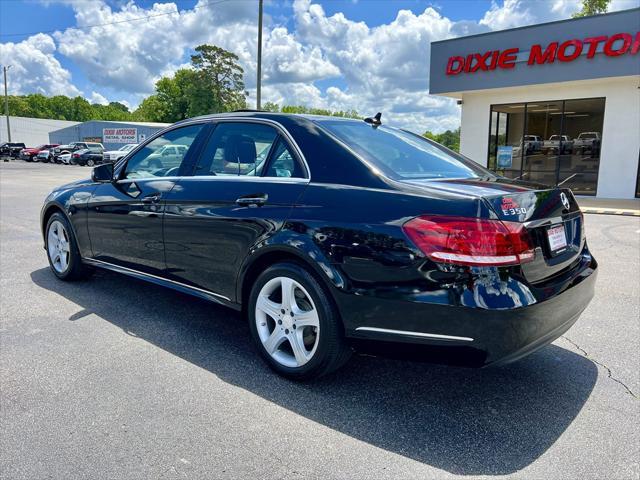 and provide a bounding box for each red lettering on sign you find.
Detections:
[557,39,583,62]
[604,33,632,56]
[528,42,558,64]
[498,48,519,69]
[583,35,607,58]
[446,56,465,75]
[445,31,639,75]
[631,32,640,54]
